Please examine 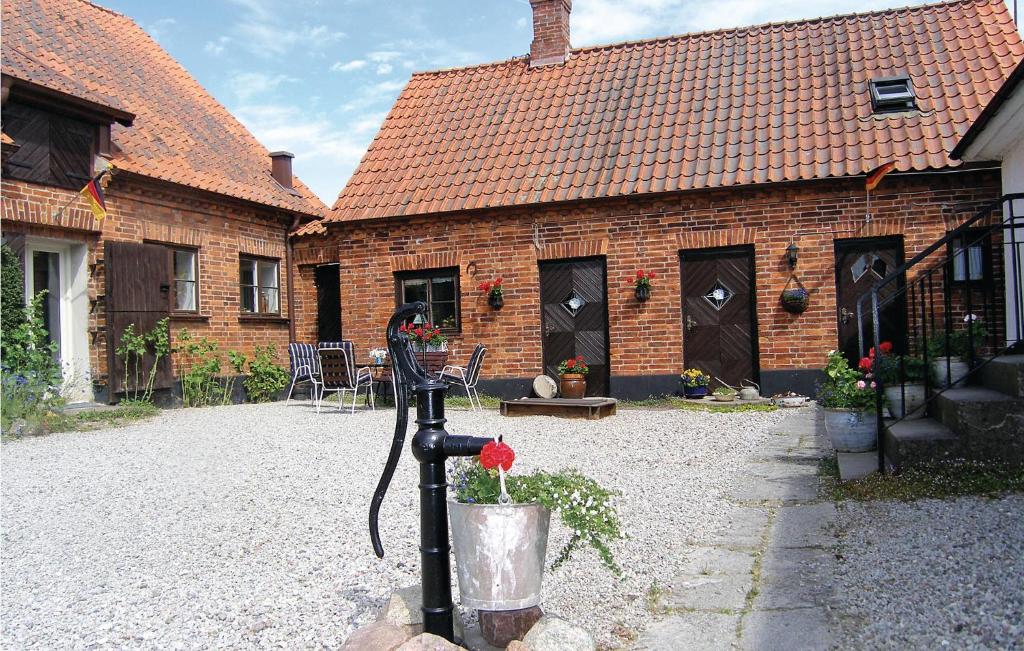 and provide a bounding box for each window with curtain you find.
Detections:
[949,230,989,284]
[172,248,198,312]
[240,256,280,314]
[395,268,460,331]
